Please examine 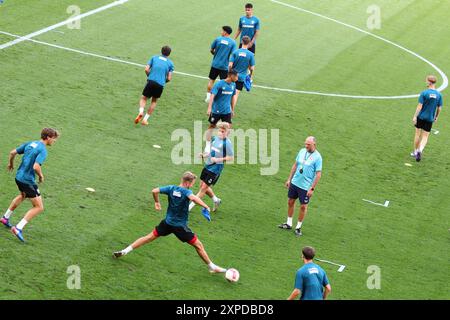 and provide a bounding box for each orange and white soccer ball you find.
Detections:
[225,268,240,282]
